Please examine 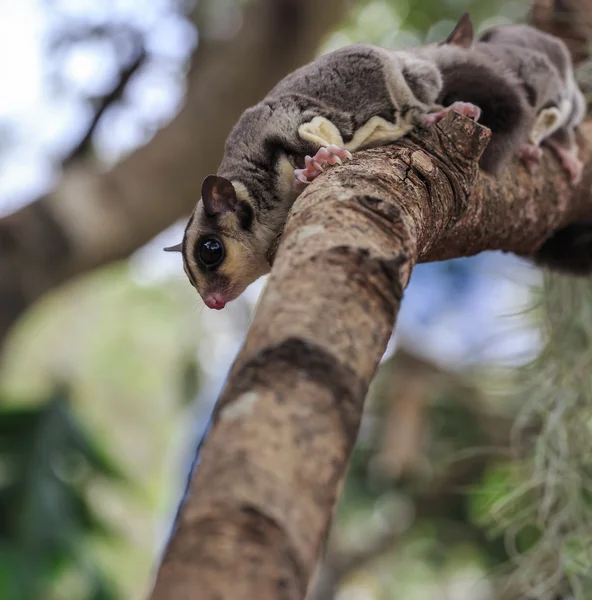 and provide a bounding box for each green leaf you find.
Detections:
[0,385,121,598]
